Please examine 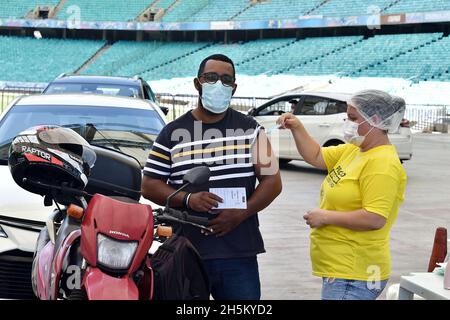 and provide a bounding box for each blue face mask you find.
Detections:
[200,82,233,114]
